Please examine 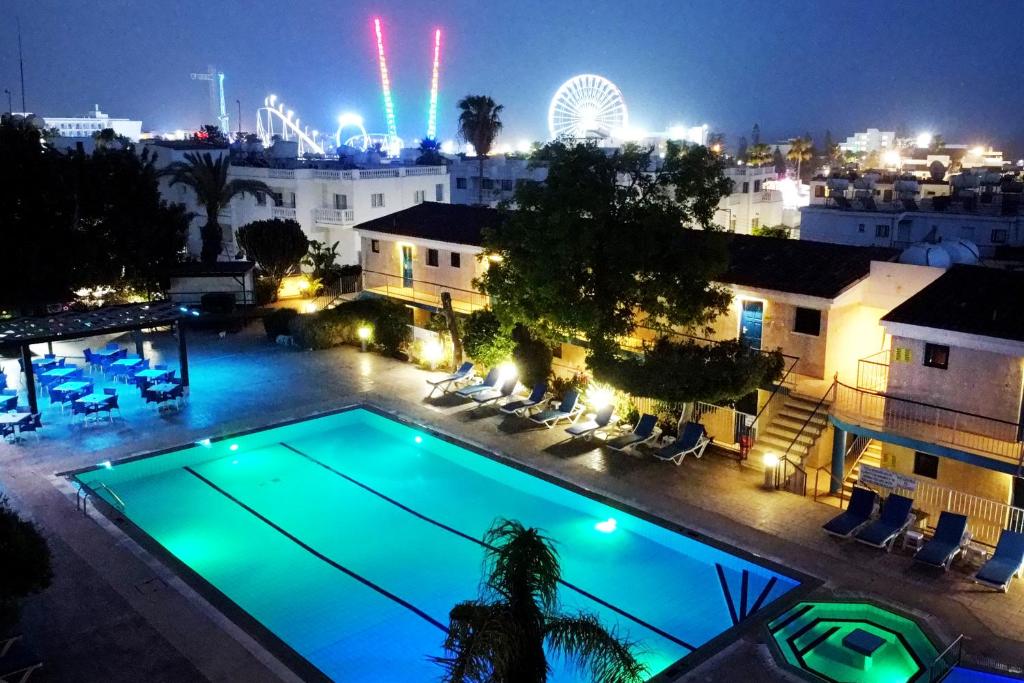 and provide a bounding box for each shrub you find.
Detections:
[288,298,411,353]
[0,495,52,629]
[511,326,552,387]
[550,372,589,401]
[200,291,236,315]
[262,308,299,340]
[462,310,515,368]
[254,276,277,306]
